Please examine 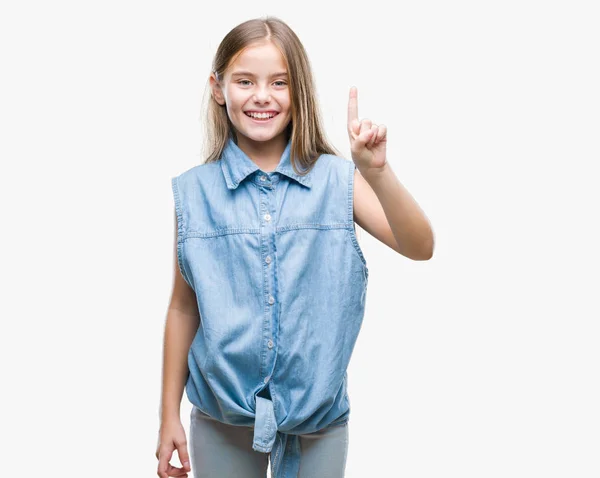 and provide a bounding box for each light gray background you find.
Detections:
[1,1,599,476]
